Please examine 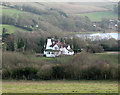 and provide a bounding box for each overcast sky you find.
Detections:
[0,0,119,2]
